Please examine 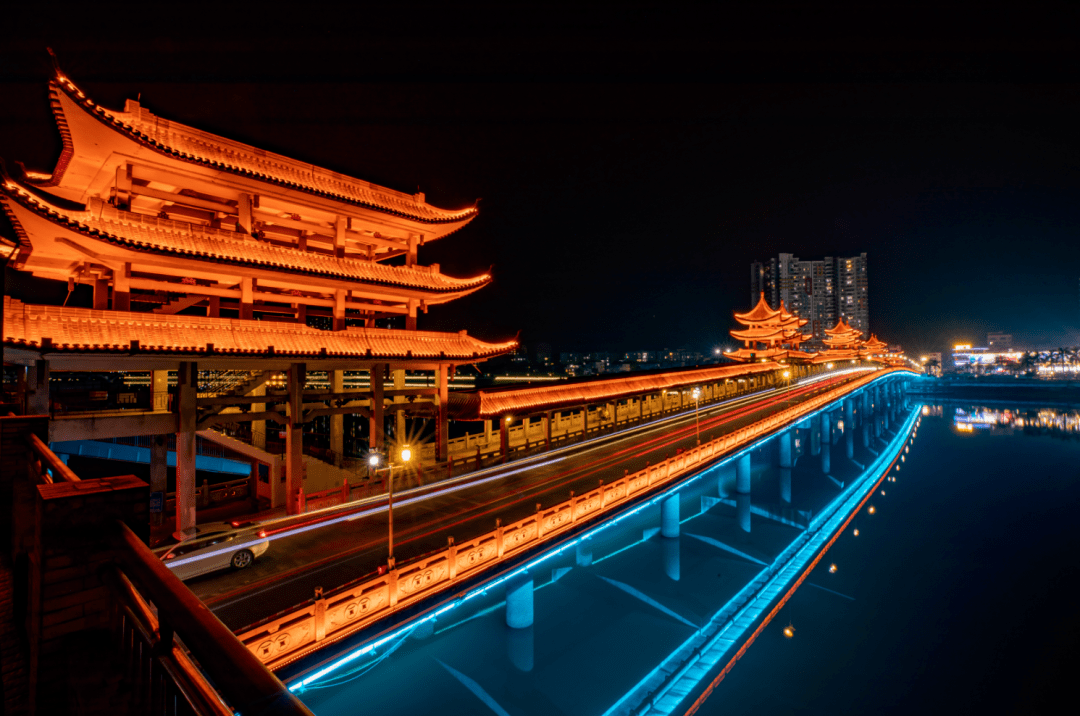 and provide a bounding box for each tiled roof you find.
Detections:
[3,298,515,361]
[44,72,477,226]
[0,179,490,295]
[448,363,780,420]
[724,348,818,363]
[733,293,780,324]
[730,326,788,342]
